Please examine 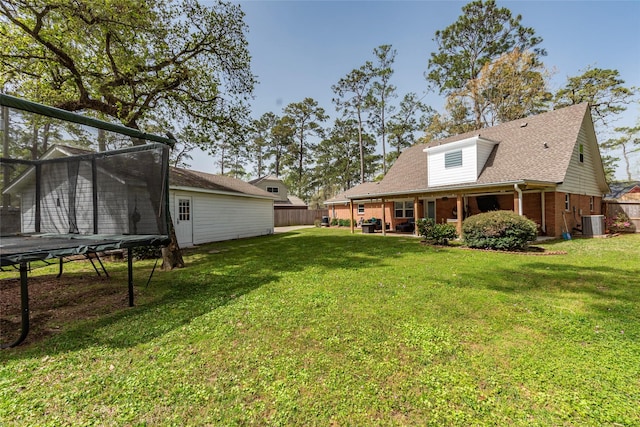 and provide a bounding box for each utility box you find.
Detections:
[582,215,606,236]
